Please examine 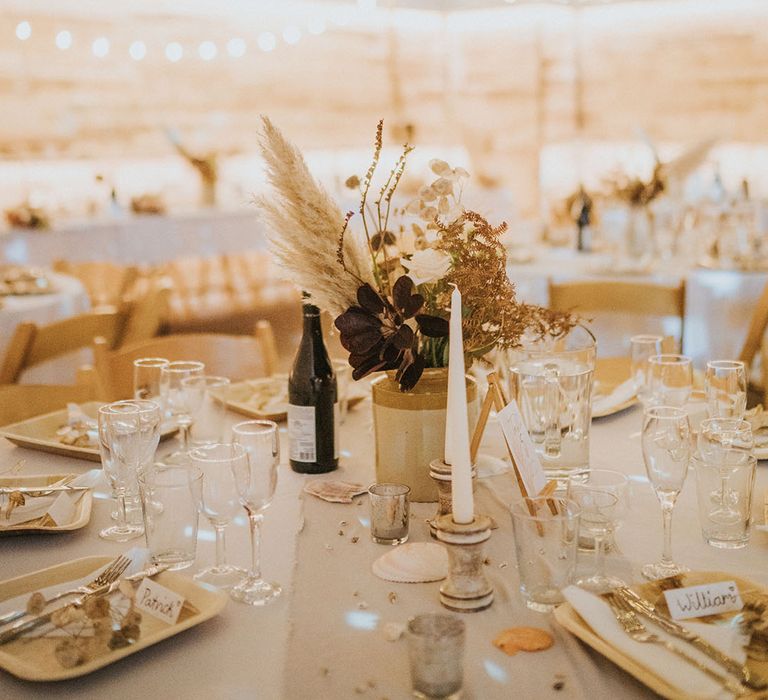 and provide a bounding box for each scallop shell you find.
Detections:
[372,543,449,583]
[304,480,367,504]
